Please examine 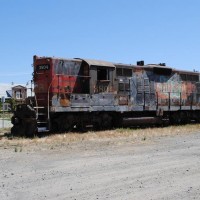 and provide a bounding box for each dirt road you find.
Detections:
[1,129,200,200]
